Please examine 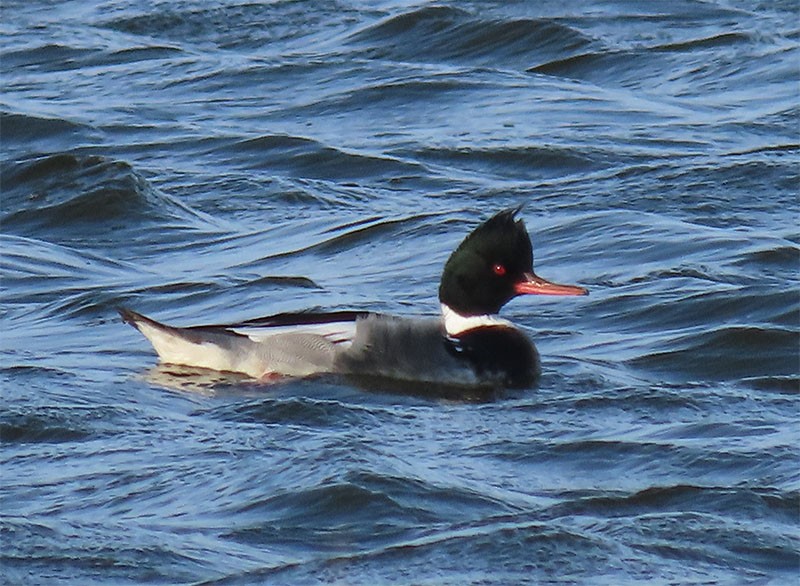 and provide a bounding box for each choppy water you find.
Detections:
[2,1,799,584]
